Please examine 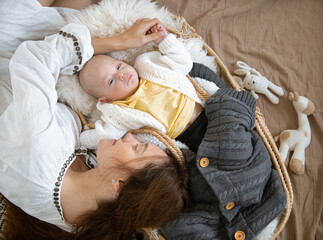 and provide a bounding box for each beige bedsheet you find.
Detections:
[157,0,323,239]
